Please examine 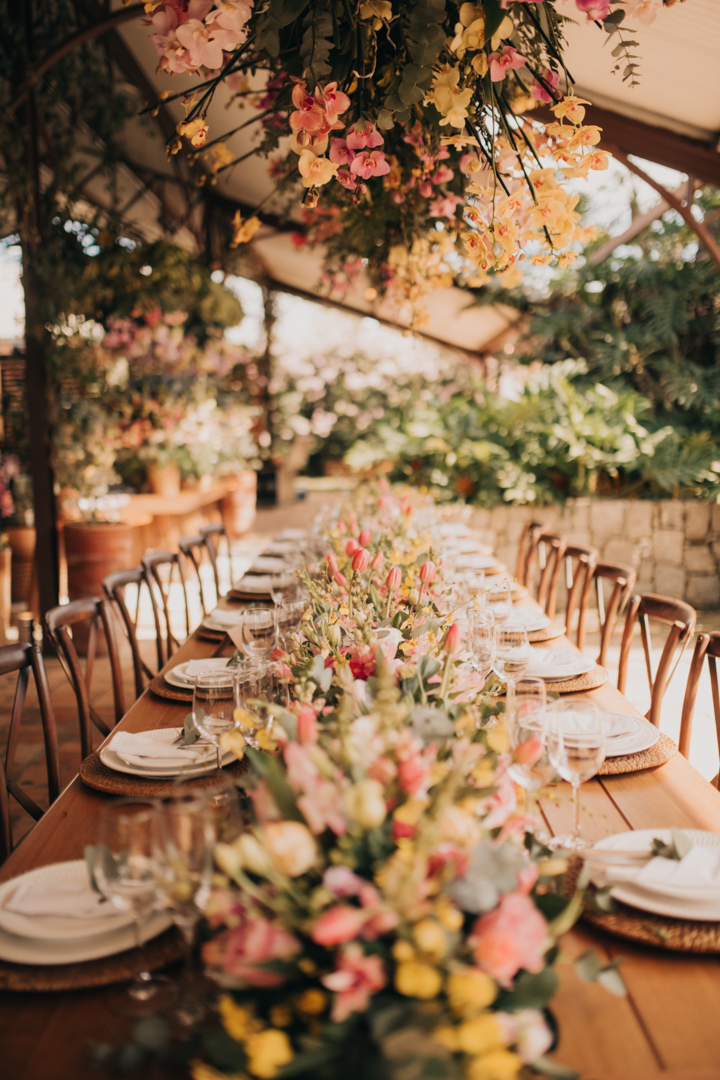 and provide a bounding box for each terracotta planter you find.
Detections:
[147,460,181,497]
[221,470,257,537]
[6,525,36,606]
[64,521,134,654]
